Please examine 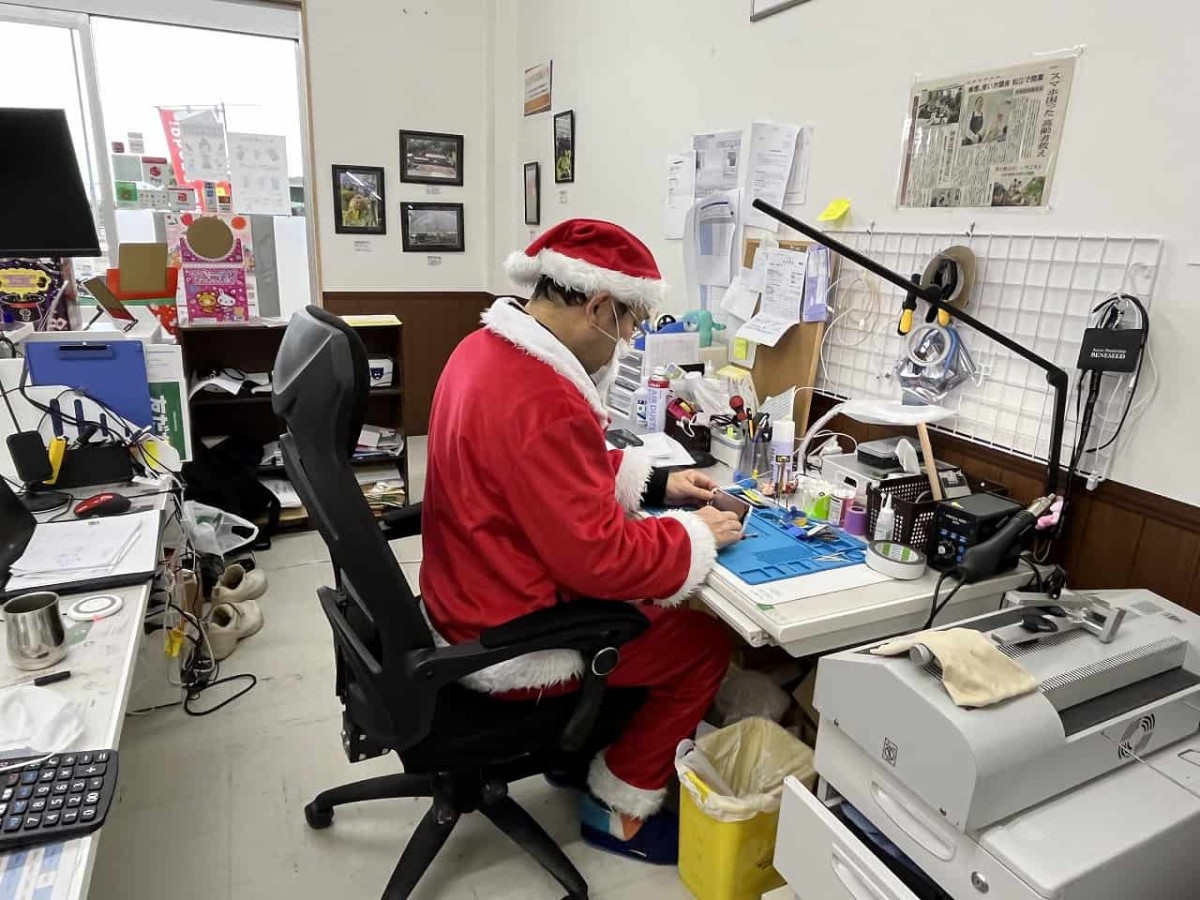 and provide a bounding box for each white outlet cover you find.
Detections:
[427,256,443,266]
[558,190,569,204]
